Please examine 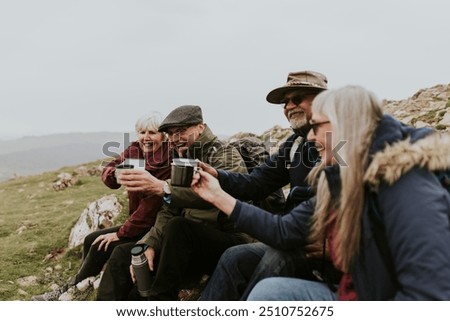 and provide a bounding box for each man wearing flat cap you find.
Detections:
[97,104,252,300]
[198,70,341,300]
